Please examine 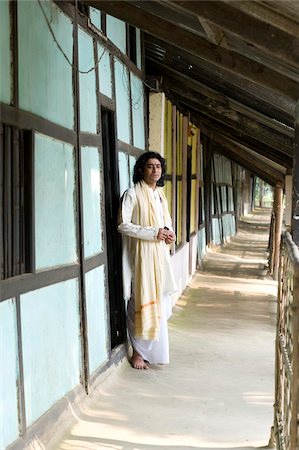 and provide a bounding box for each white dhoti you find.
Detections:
[127,292,173,364]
